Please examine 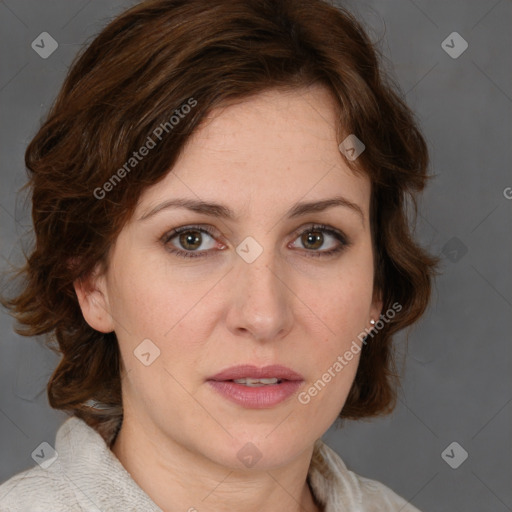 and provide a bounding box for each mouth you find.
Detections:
[207,365,304,408]
[208,364,304,383]
[230,377,283,387]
